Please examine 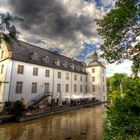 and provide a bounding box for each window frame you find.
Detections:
[1,64,4,74]
[1,50,4,59]
[31,82,37,93]
[92,85,95,92]
[57,72,61,79]
[33,67,38,76]
[16,82,23,94]
[65,84,69,93]
[74,84,77,92]
[17,65,24,74]
[45,70,50,77]
[57,84,61,93]
[92,77,95,82]
[66,73,69,80]
[92,68,95,73]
